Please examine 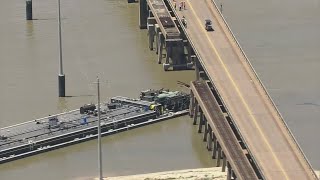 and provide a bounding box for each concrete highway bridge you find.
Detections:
[137,0,319,179]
